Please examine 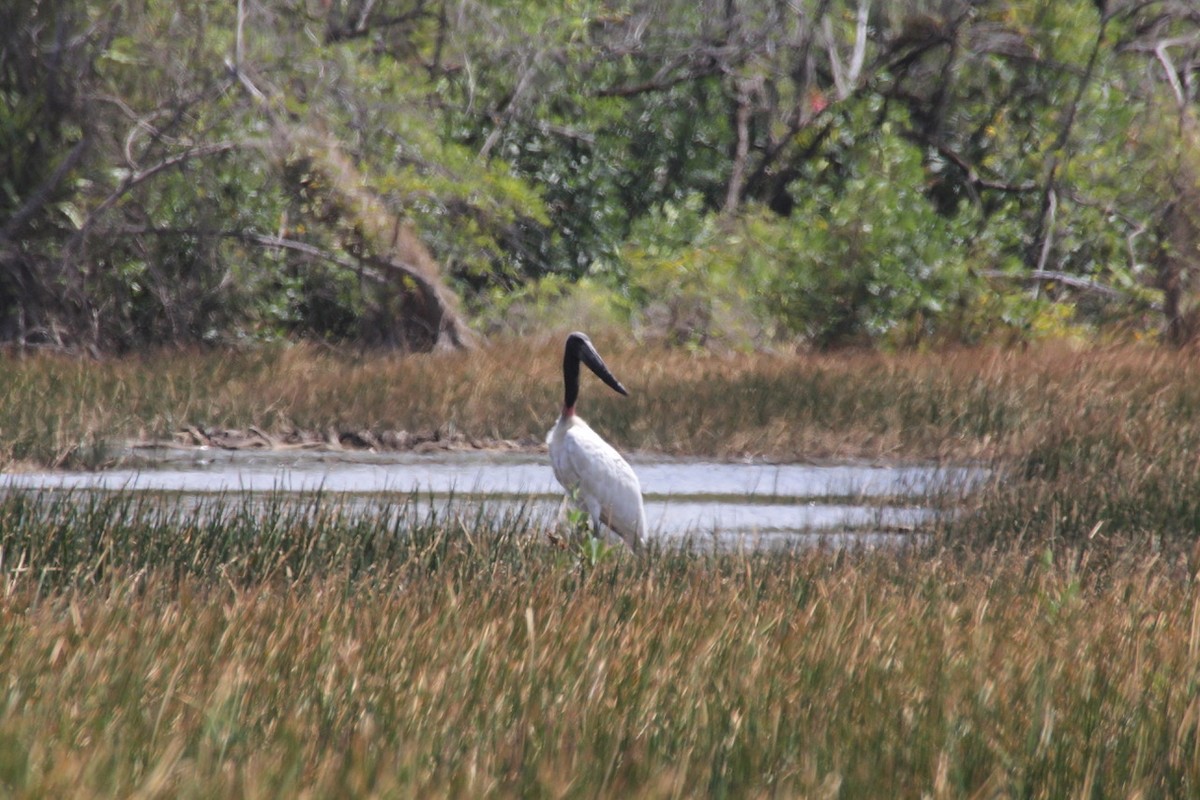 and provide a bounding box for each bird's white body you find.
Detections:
[548,413,646,550]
